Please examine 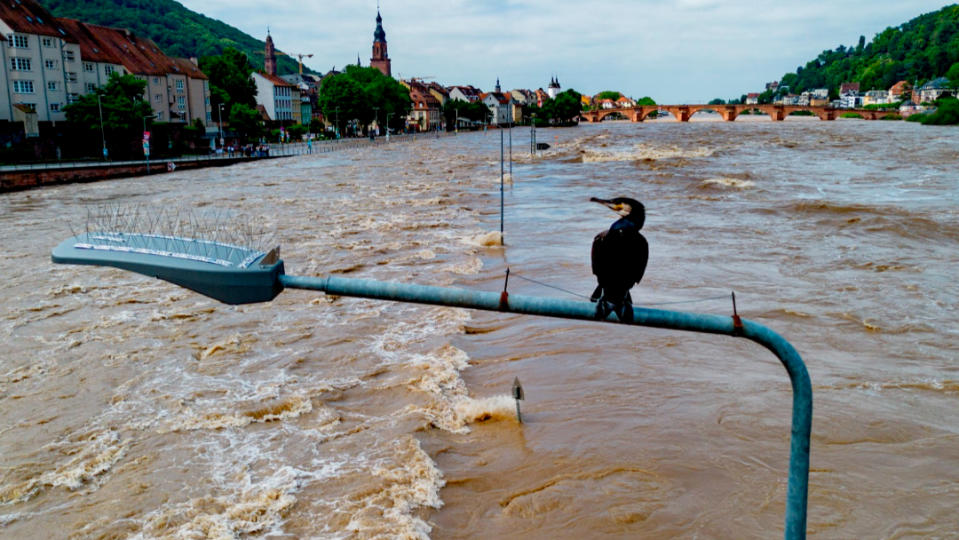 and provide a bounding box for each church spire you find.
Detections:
[264,28,277,76]
[370,8,391,77]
